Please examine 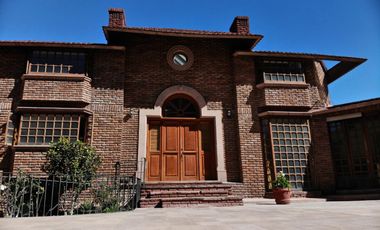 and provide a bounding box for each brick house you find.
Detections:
[0,9,379,206]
